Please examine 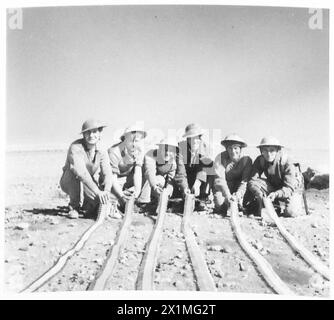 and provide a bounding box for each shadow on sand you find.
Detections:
[24,206,97,220]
